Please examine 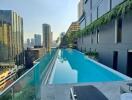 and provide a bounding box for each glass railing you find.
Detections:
[0,48,57,100]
